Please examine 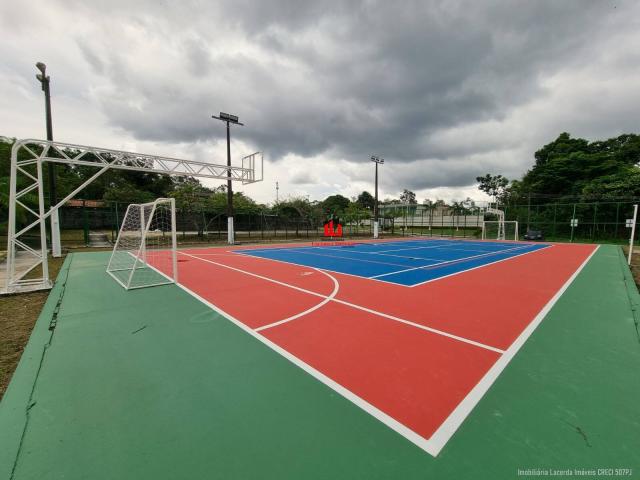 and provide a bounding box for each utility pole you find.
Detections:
[276,181,279,203]
[35,62,61,257]
[370,155,384,238]
[212,112,244,244]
